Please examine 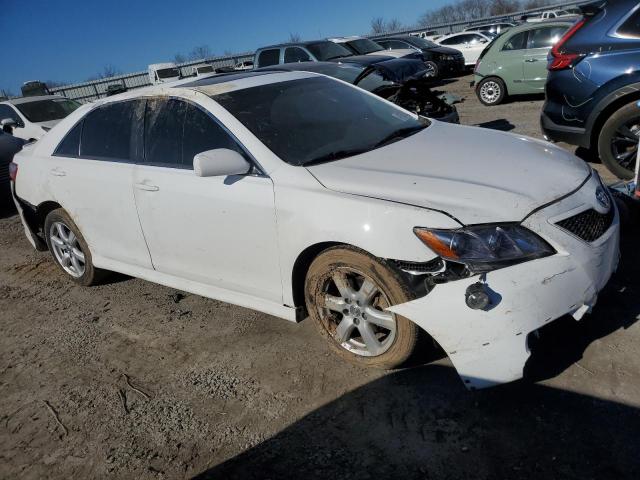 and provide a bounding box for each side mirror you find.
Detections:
[1,118,16,134]
[193,148,251,177]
